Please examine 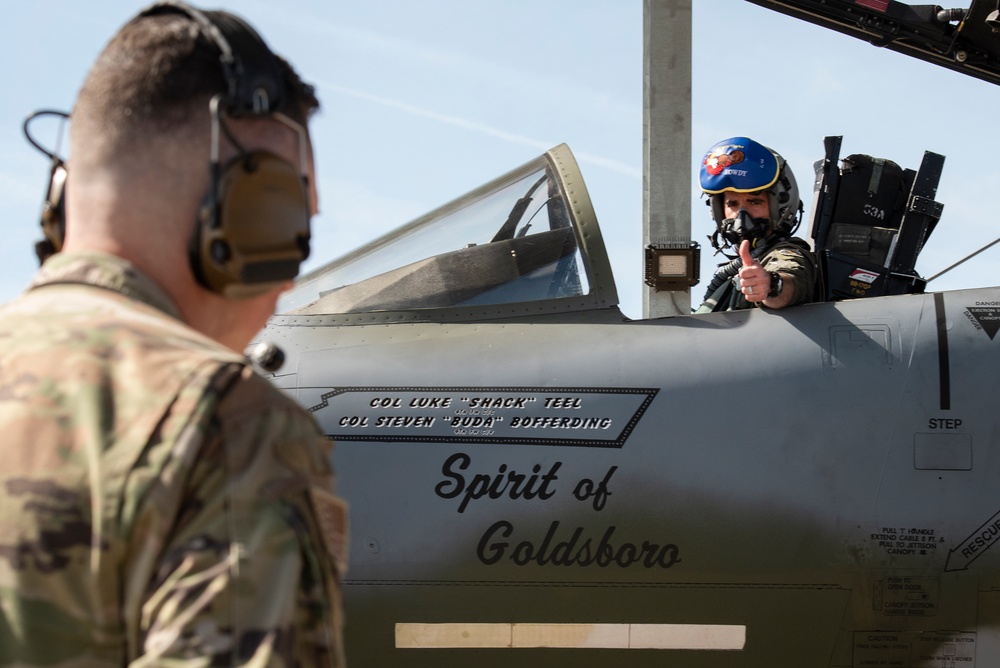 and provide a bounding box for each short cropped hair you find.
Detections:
[73,10,319,153]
